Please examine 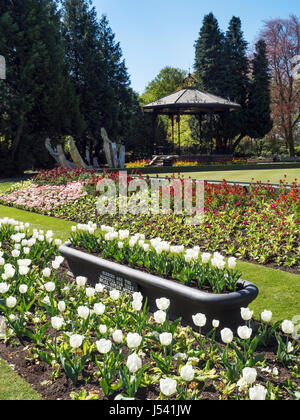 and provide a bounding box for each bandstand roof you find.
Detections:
[142,87,241,115]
